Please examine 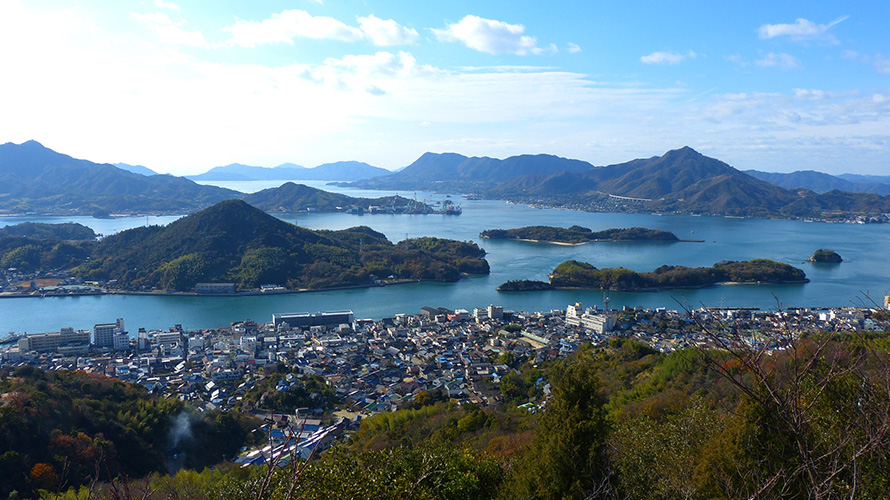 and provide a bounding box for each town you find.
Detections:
[2,299,889,463]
